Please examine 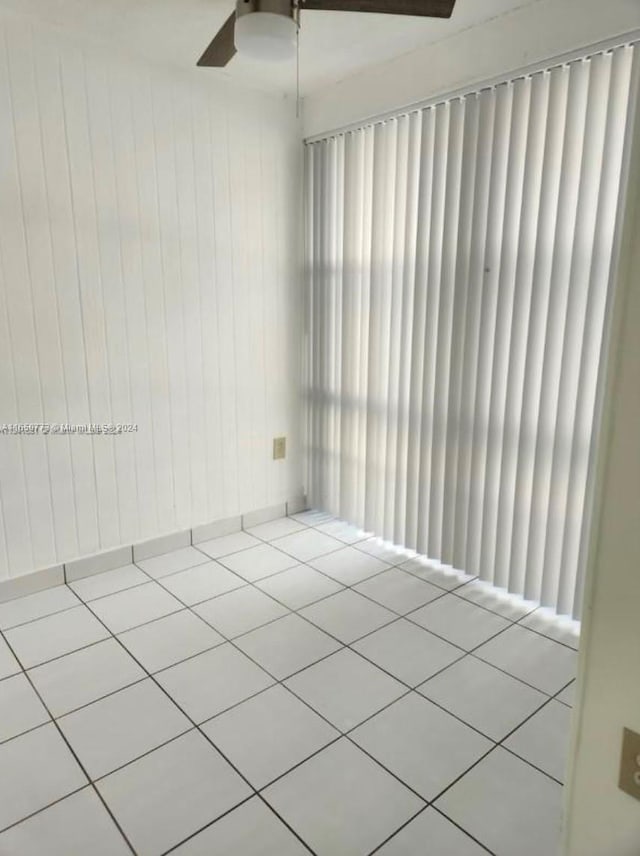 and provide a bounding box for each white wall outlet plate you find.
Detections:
[619,728,640,802]
[273,437,286,460]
